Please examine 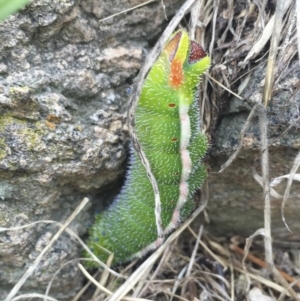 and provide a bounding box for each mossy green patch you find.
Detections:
[9,86,31,98]
[0,138,7,160]
[18,127,43,151]
[0,113,46,152]
[0,114,23,131]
